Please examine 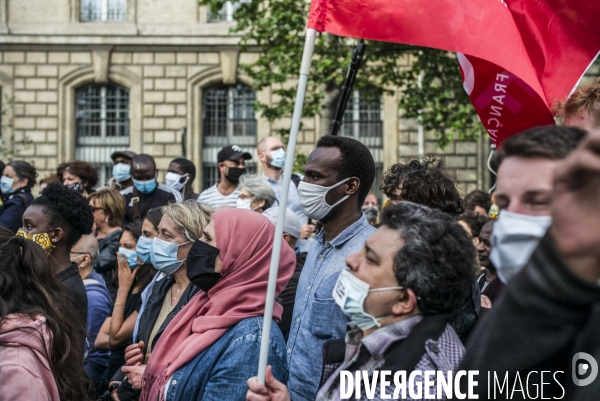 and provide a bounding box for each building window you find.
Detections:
[341,90,384,201]
[81,0,126,22]
[208,1,239,22]
[76,84,130,186]
[202,84,257,189]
